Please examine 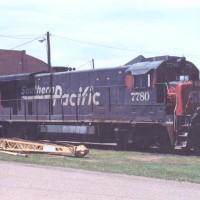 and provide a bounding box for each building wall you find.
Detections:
[0,49,48,75]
